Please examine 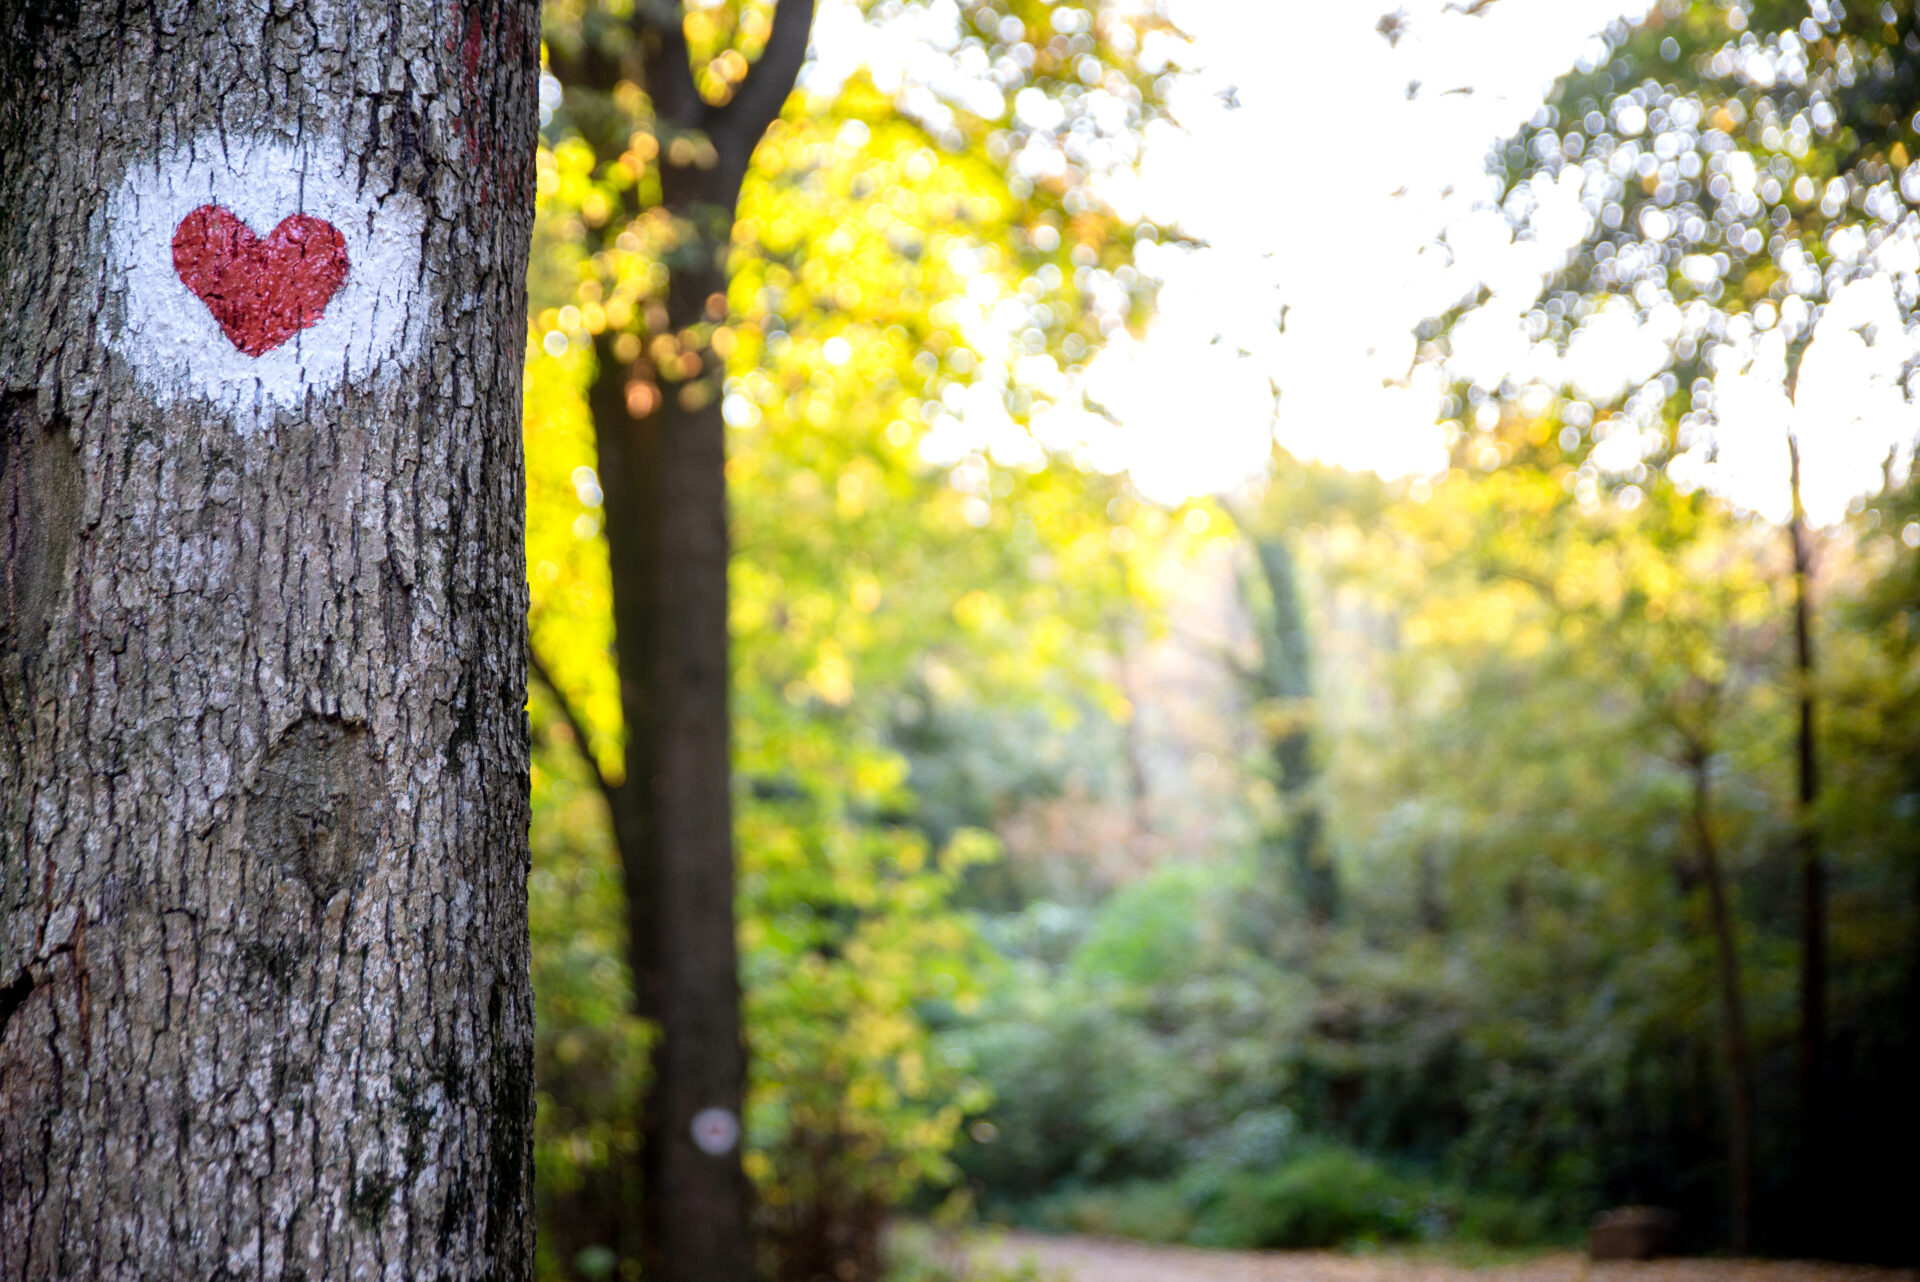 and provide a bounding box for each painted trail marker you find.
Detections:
[690,1107,740,1156]
[171,206,350,357]
[105,134,426,432]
